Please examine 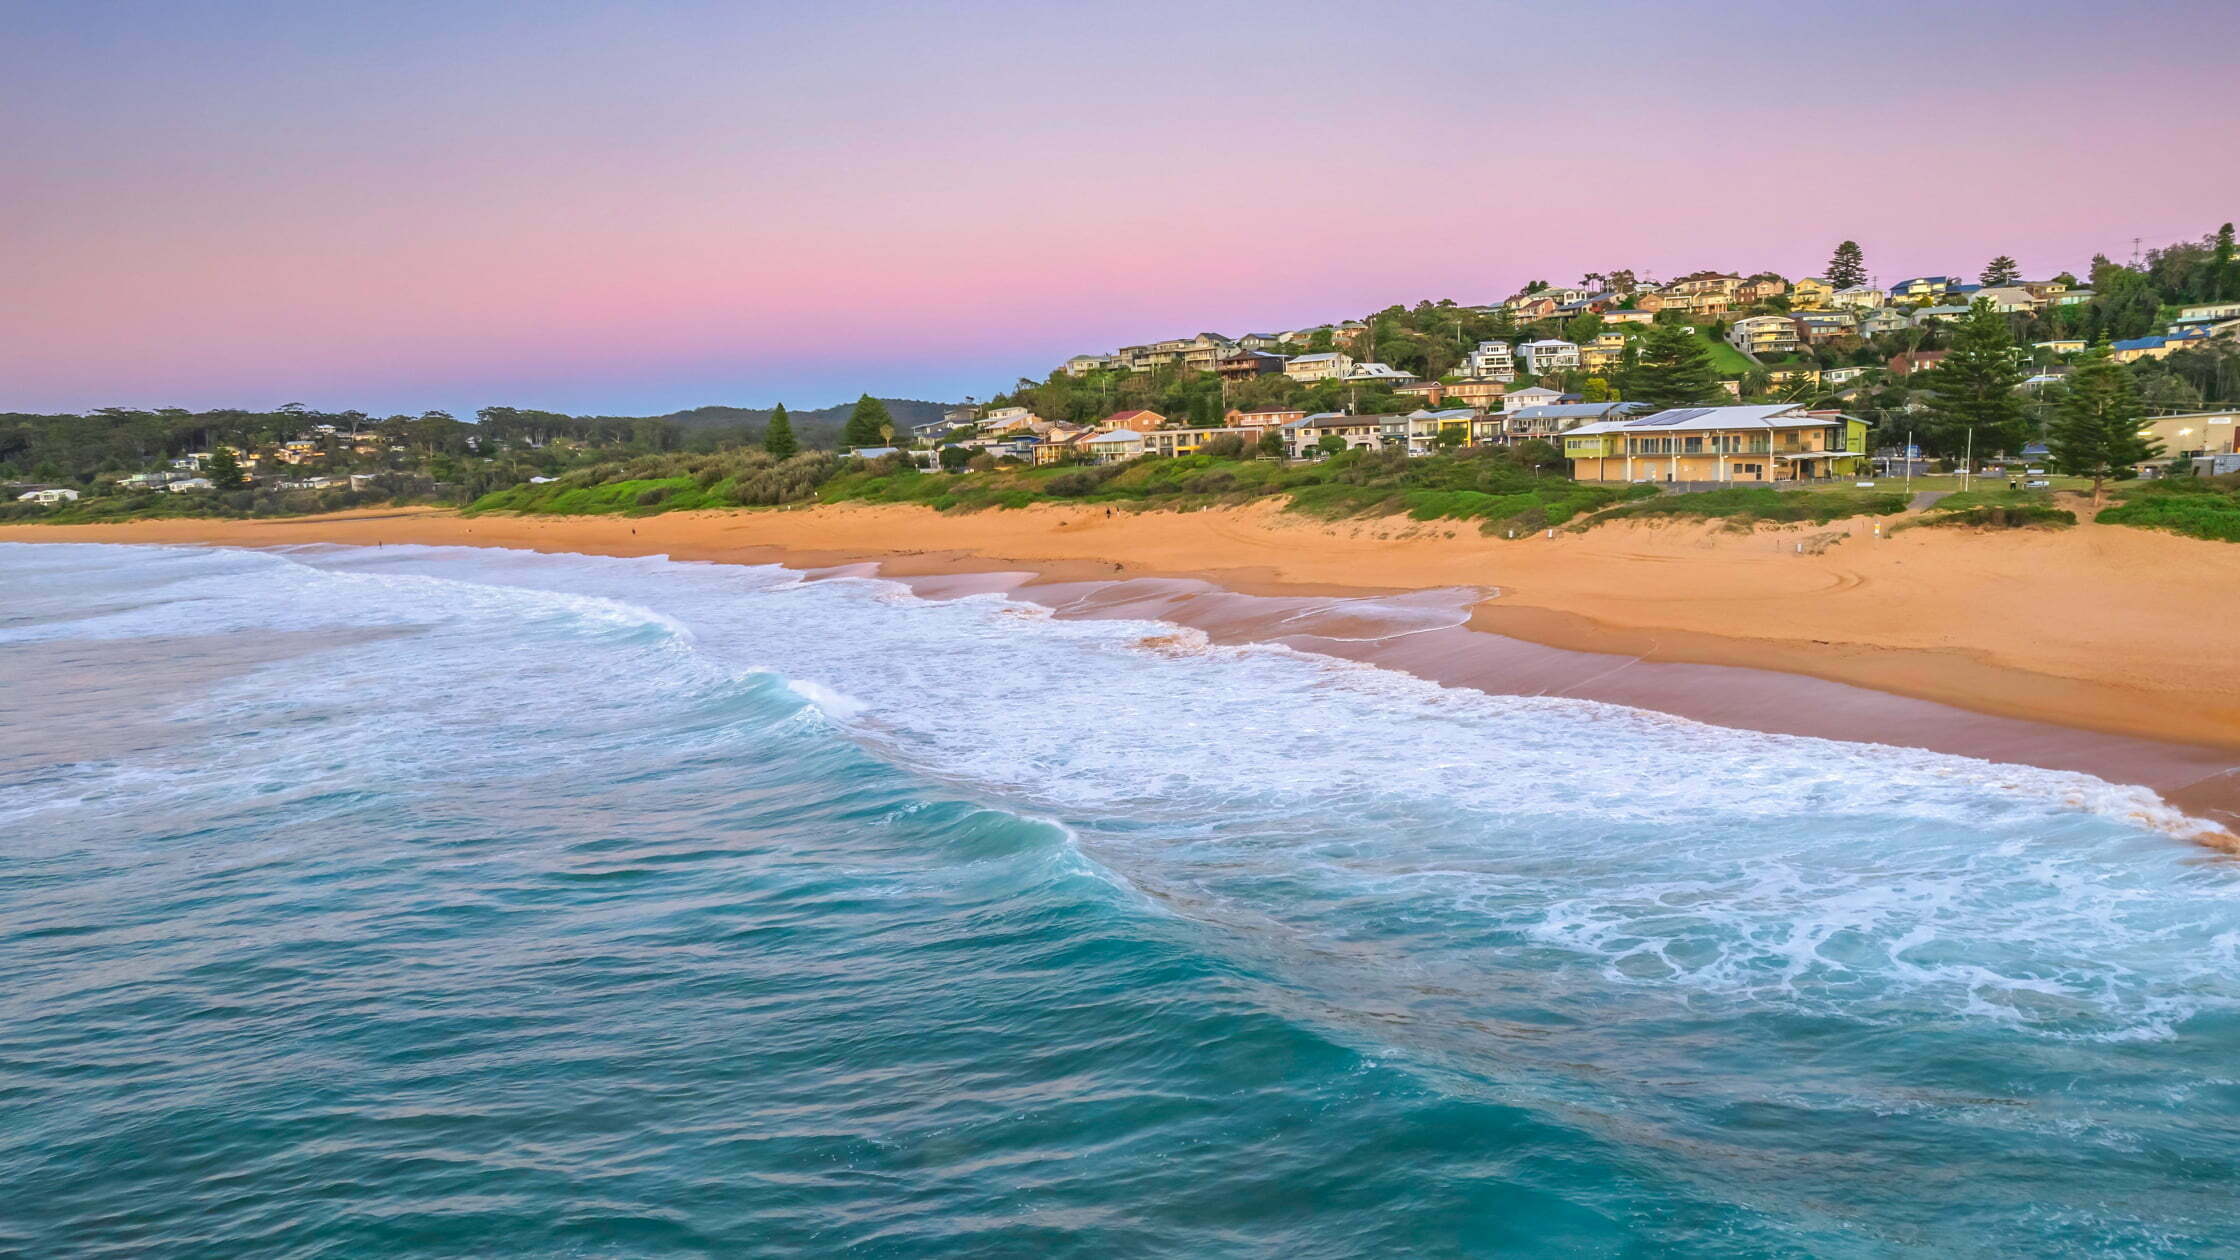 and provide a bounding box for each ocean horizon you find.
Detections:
[5,541,2237,1257]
